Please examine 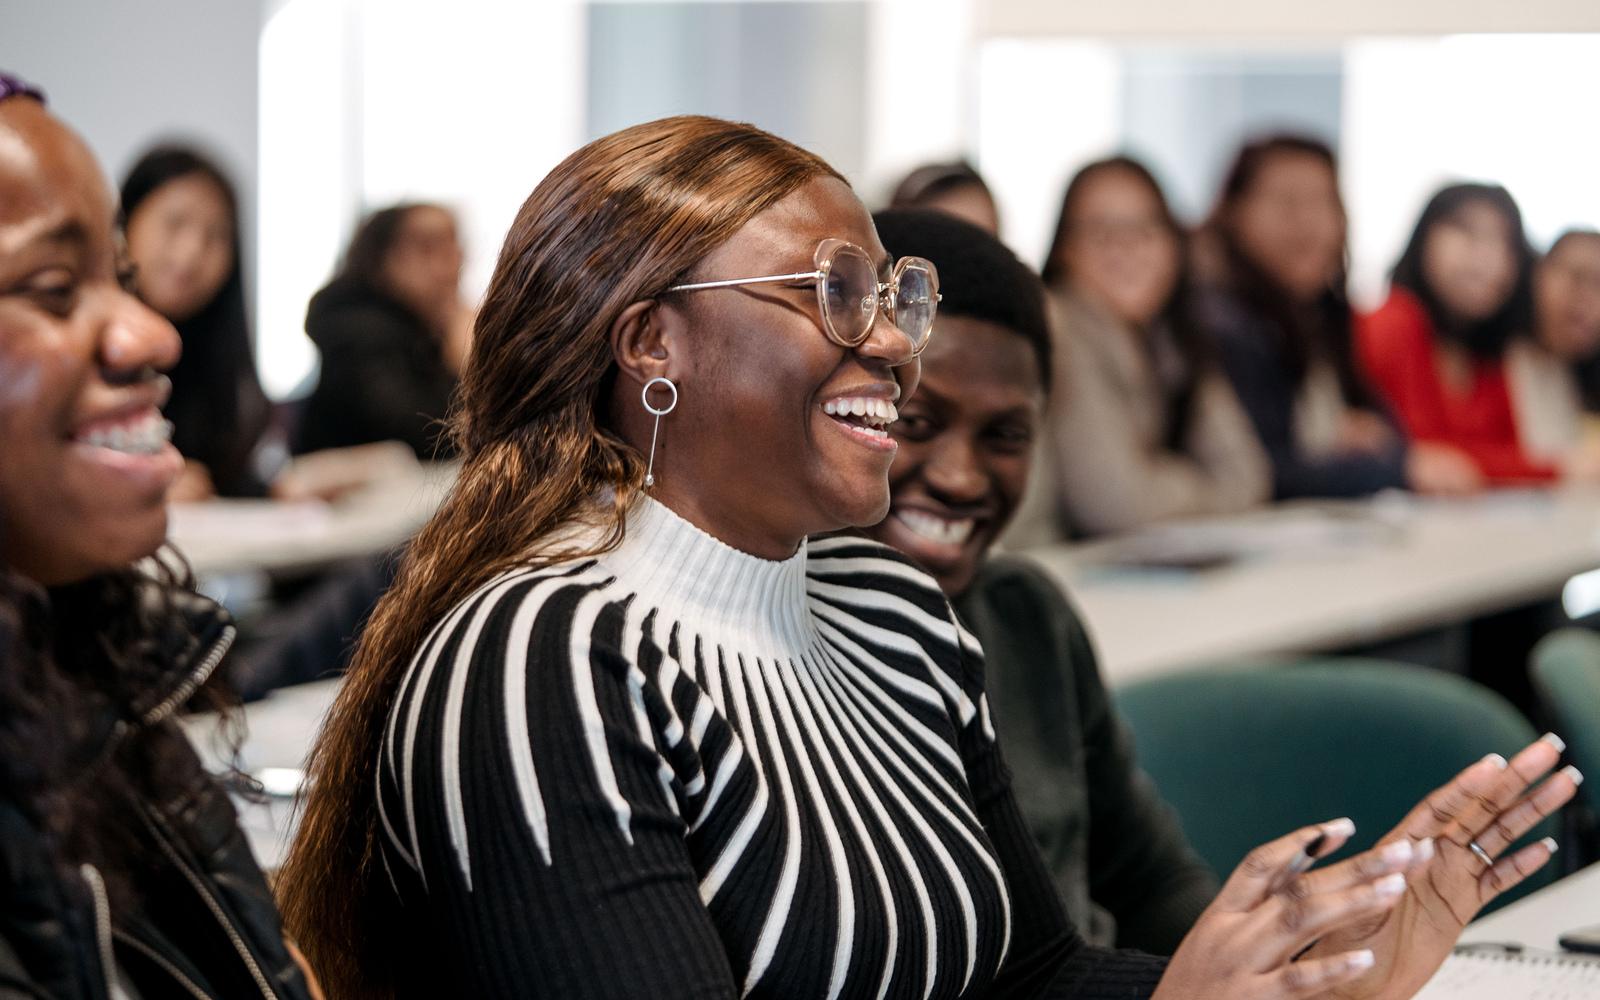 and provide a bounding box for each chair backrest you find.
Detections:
[1530,628,1600,806]
[1114,659,1557,912]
